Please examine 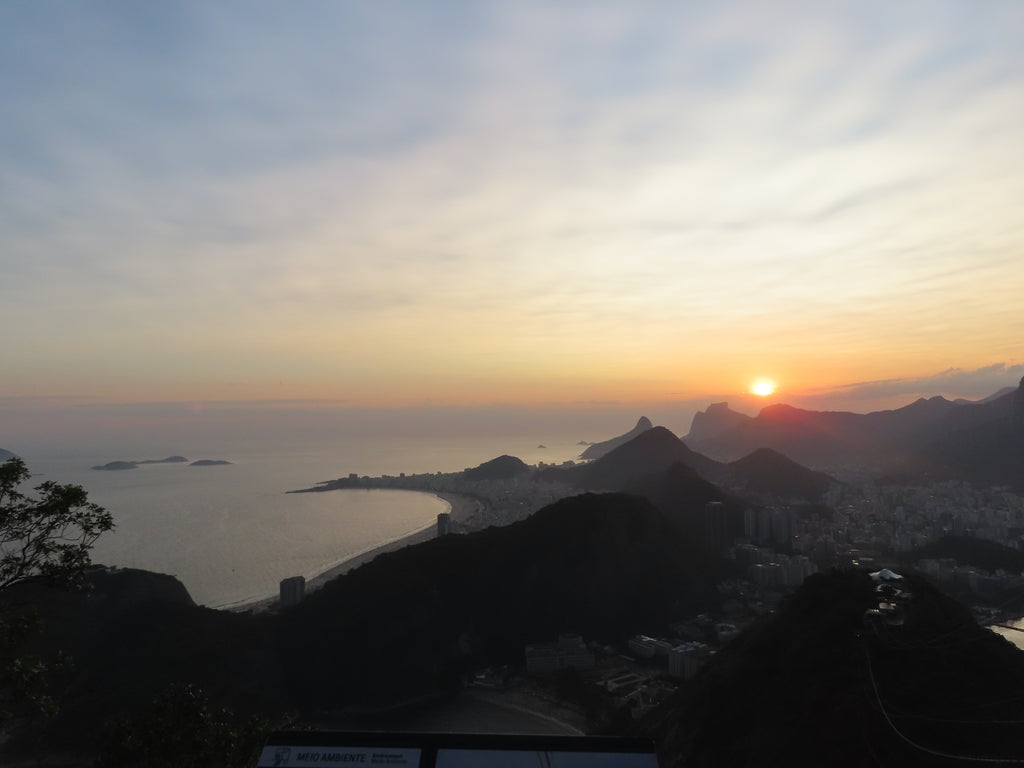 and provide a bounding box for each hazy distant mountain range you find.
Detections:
[685,377,1024,488]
